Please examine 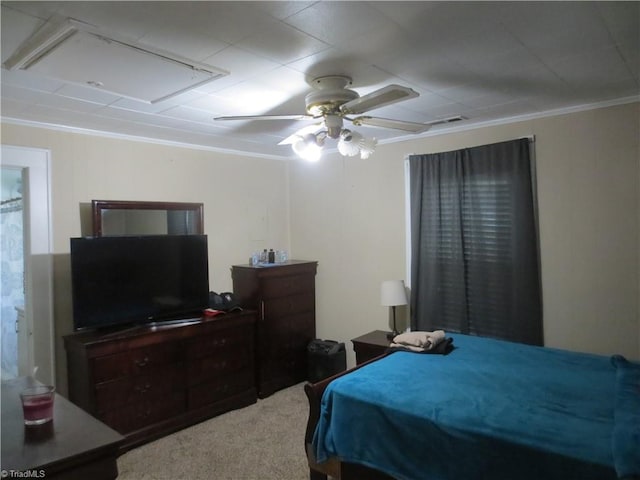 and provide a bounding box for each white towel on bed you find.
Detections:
[389,343,428,353]
[392,330,446,350]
